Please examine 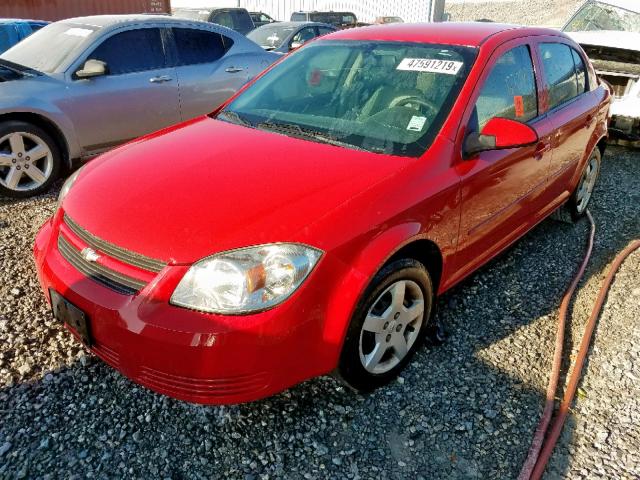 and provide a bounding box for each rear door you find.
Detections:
[454,40,555,275]
[534,39,601,198]
[60,26,181,154]
[169,26,251,121]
